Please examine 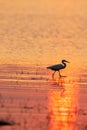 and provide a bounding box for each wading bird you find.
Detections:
[47,59,69,78]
